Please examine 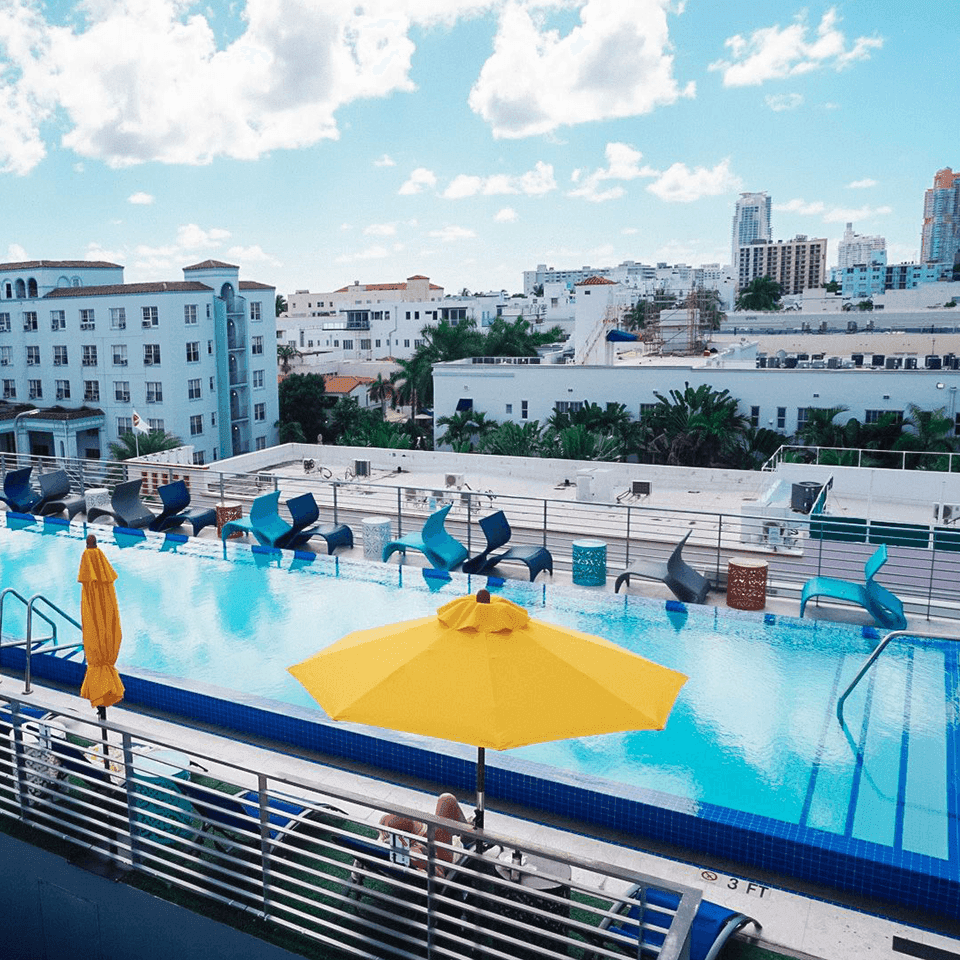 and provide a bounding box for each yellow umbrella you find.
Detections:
[289,589,687,827]
[78,533,125,718]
